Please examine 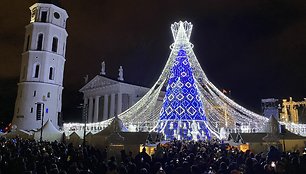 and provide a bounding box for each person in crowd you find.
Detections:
[1,136,306,174]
